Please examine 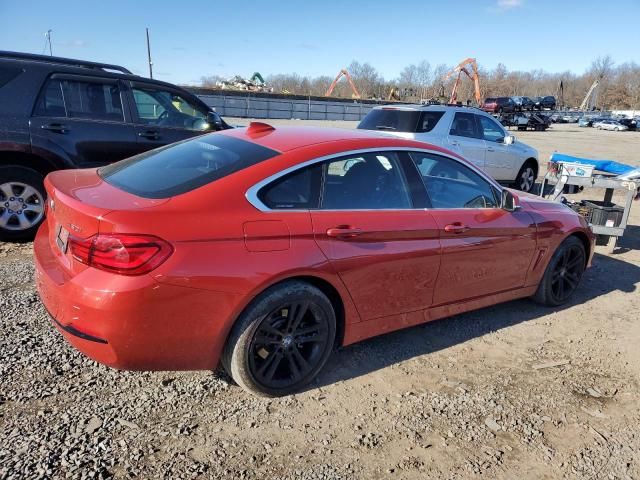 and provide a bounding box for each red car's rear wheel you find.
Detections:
[223,281,336,397]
